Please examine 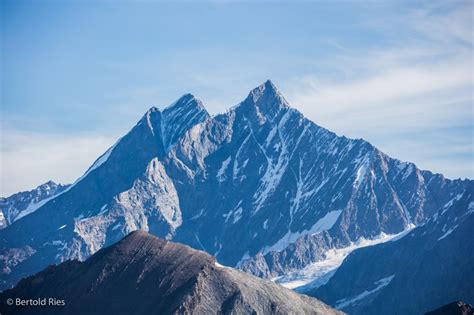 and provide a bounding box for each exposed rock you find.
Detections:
[0,231,342,315]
